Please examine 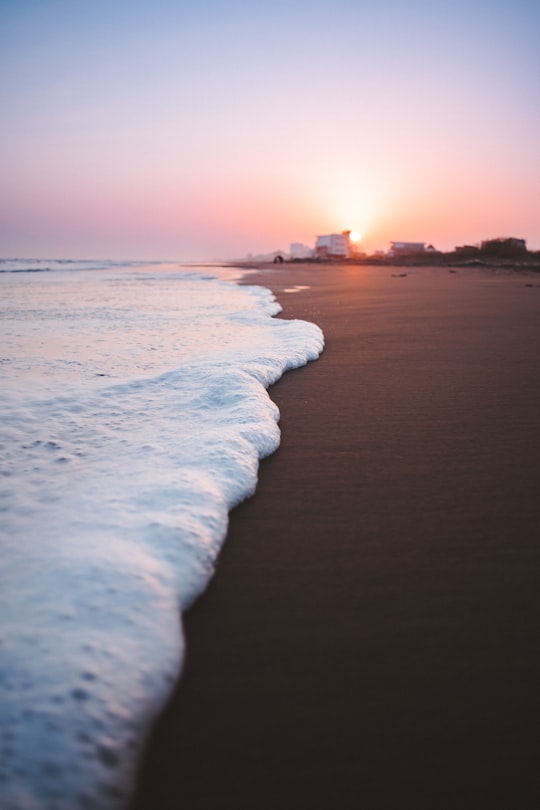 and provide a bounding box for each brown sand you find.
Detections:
[131,264,540,809]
